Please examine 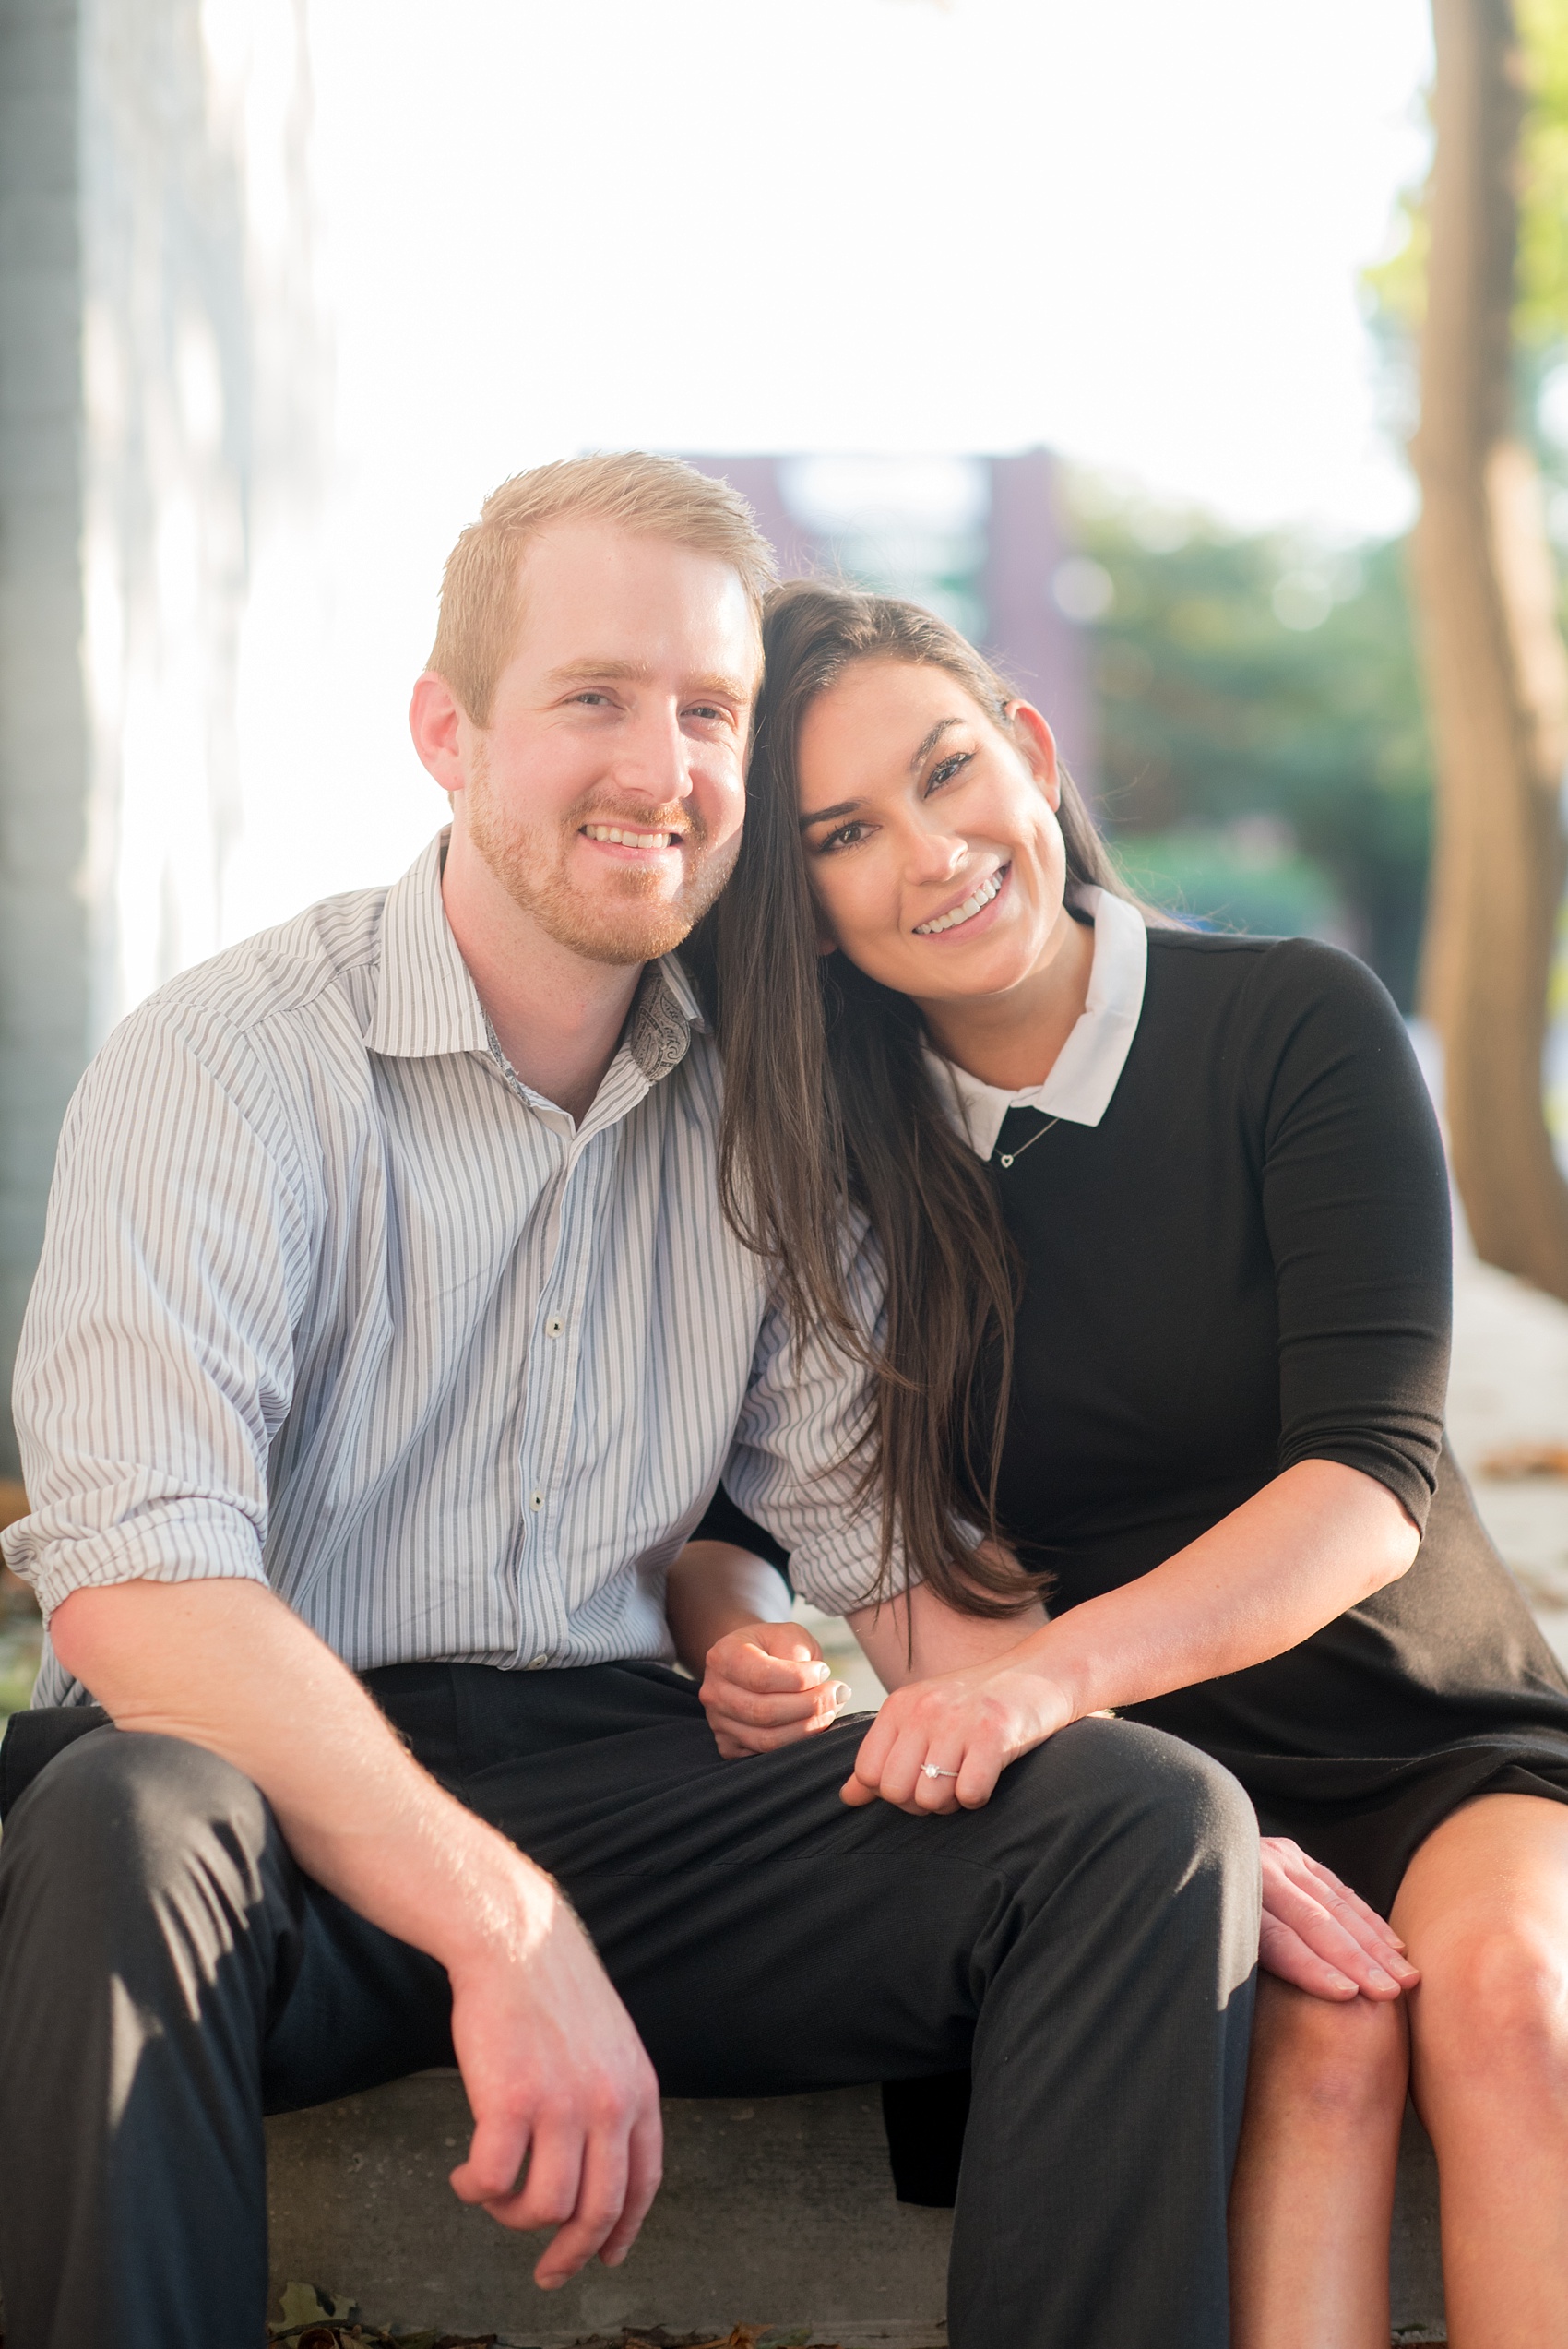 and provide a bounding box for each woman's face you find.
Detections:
[795,658,1071,1008]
